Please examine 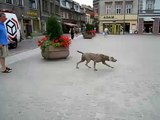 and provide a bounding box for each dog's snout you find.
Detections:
[113,59,117,62]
